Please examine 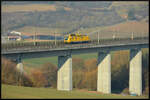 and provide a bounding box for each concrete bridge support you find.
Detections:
[57,54,72,91]
[16,56,24,86]
[97,51,111,94]
[16,56,24,75]
[129,49,142,96]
